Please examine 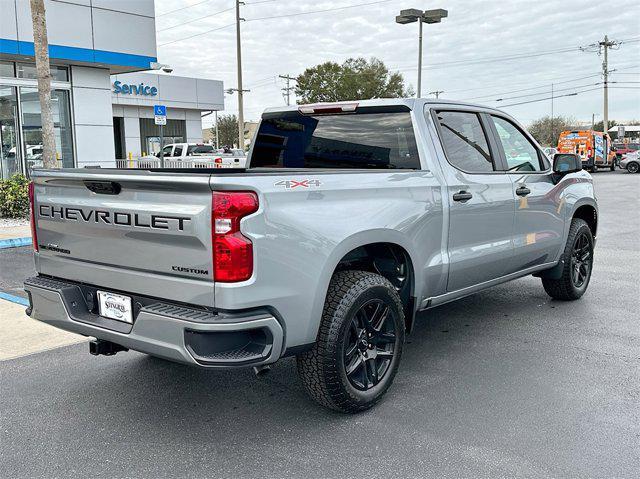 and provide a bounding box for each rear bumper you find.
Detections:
[24,276,284,368]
